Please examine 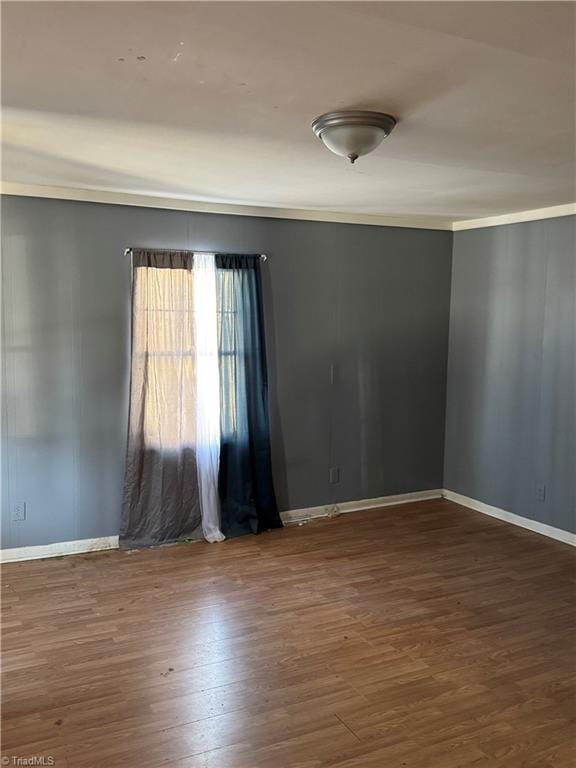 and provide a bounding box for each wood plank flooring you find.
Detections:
[2,499,575,767]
